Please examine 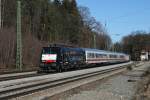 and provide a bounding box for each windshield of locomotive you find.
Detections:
[42,47,57,54]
